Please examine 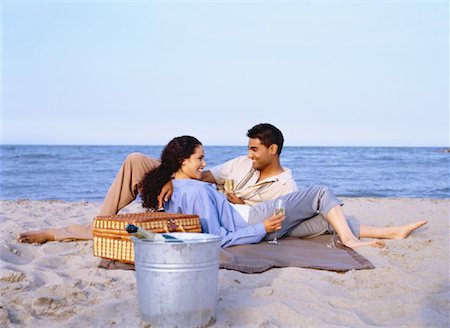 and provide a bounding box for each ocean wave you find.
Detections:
[1,145,448,200]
